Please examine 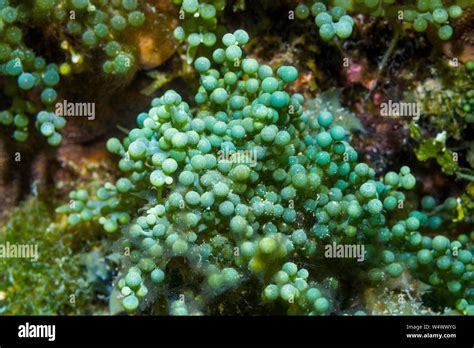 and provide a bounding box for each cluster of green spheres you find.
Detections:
[0,0,63,143]
[461,60,474,123]
[58,29,474,315]
[33,0,146,75]
[295,2,355,41]
[173,0,225,60]
[295,0,466,41]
